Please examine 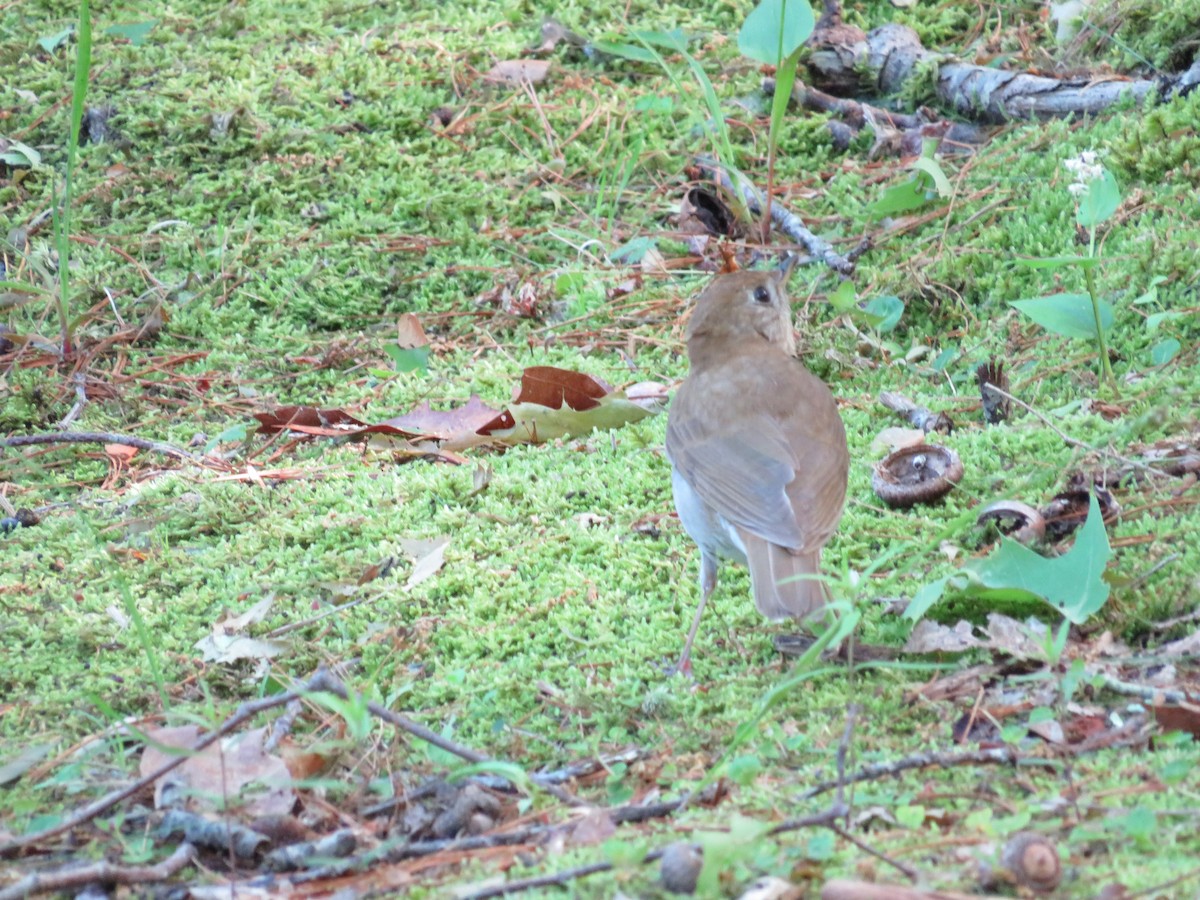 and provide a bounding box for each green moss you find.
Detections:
[2,0,1200,893]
